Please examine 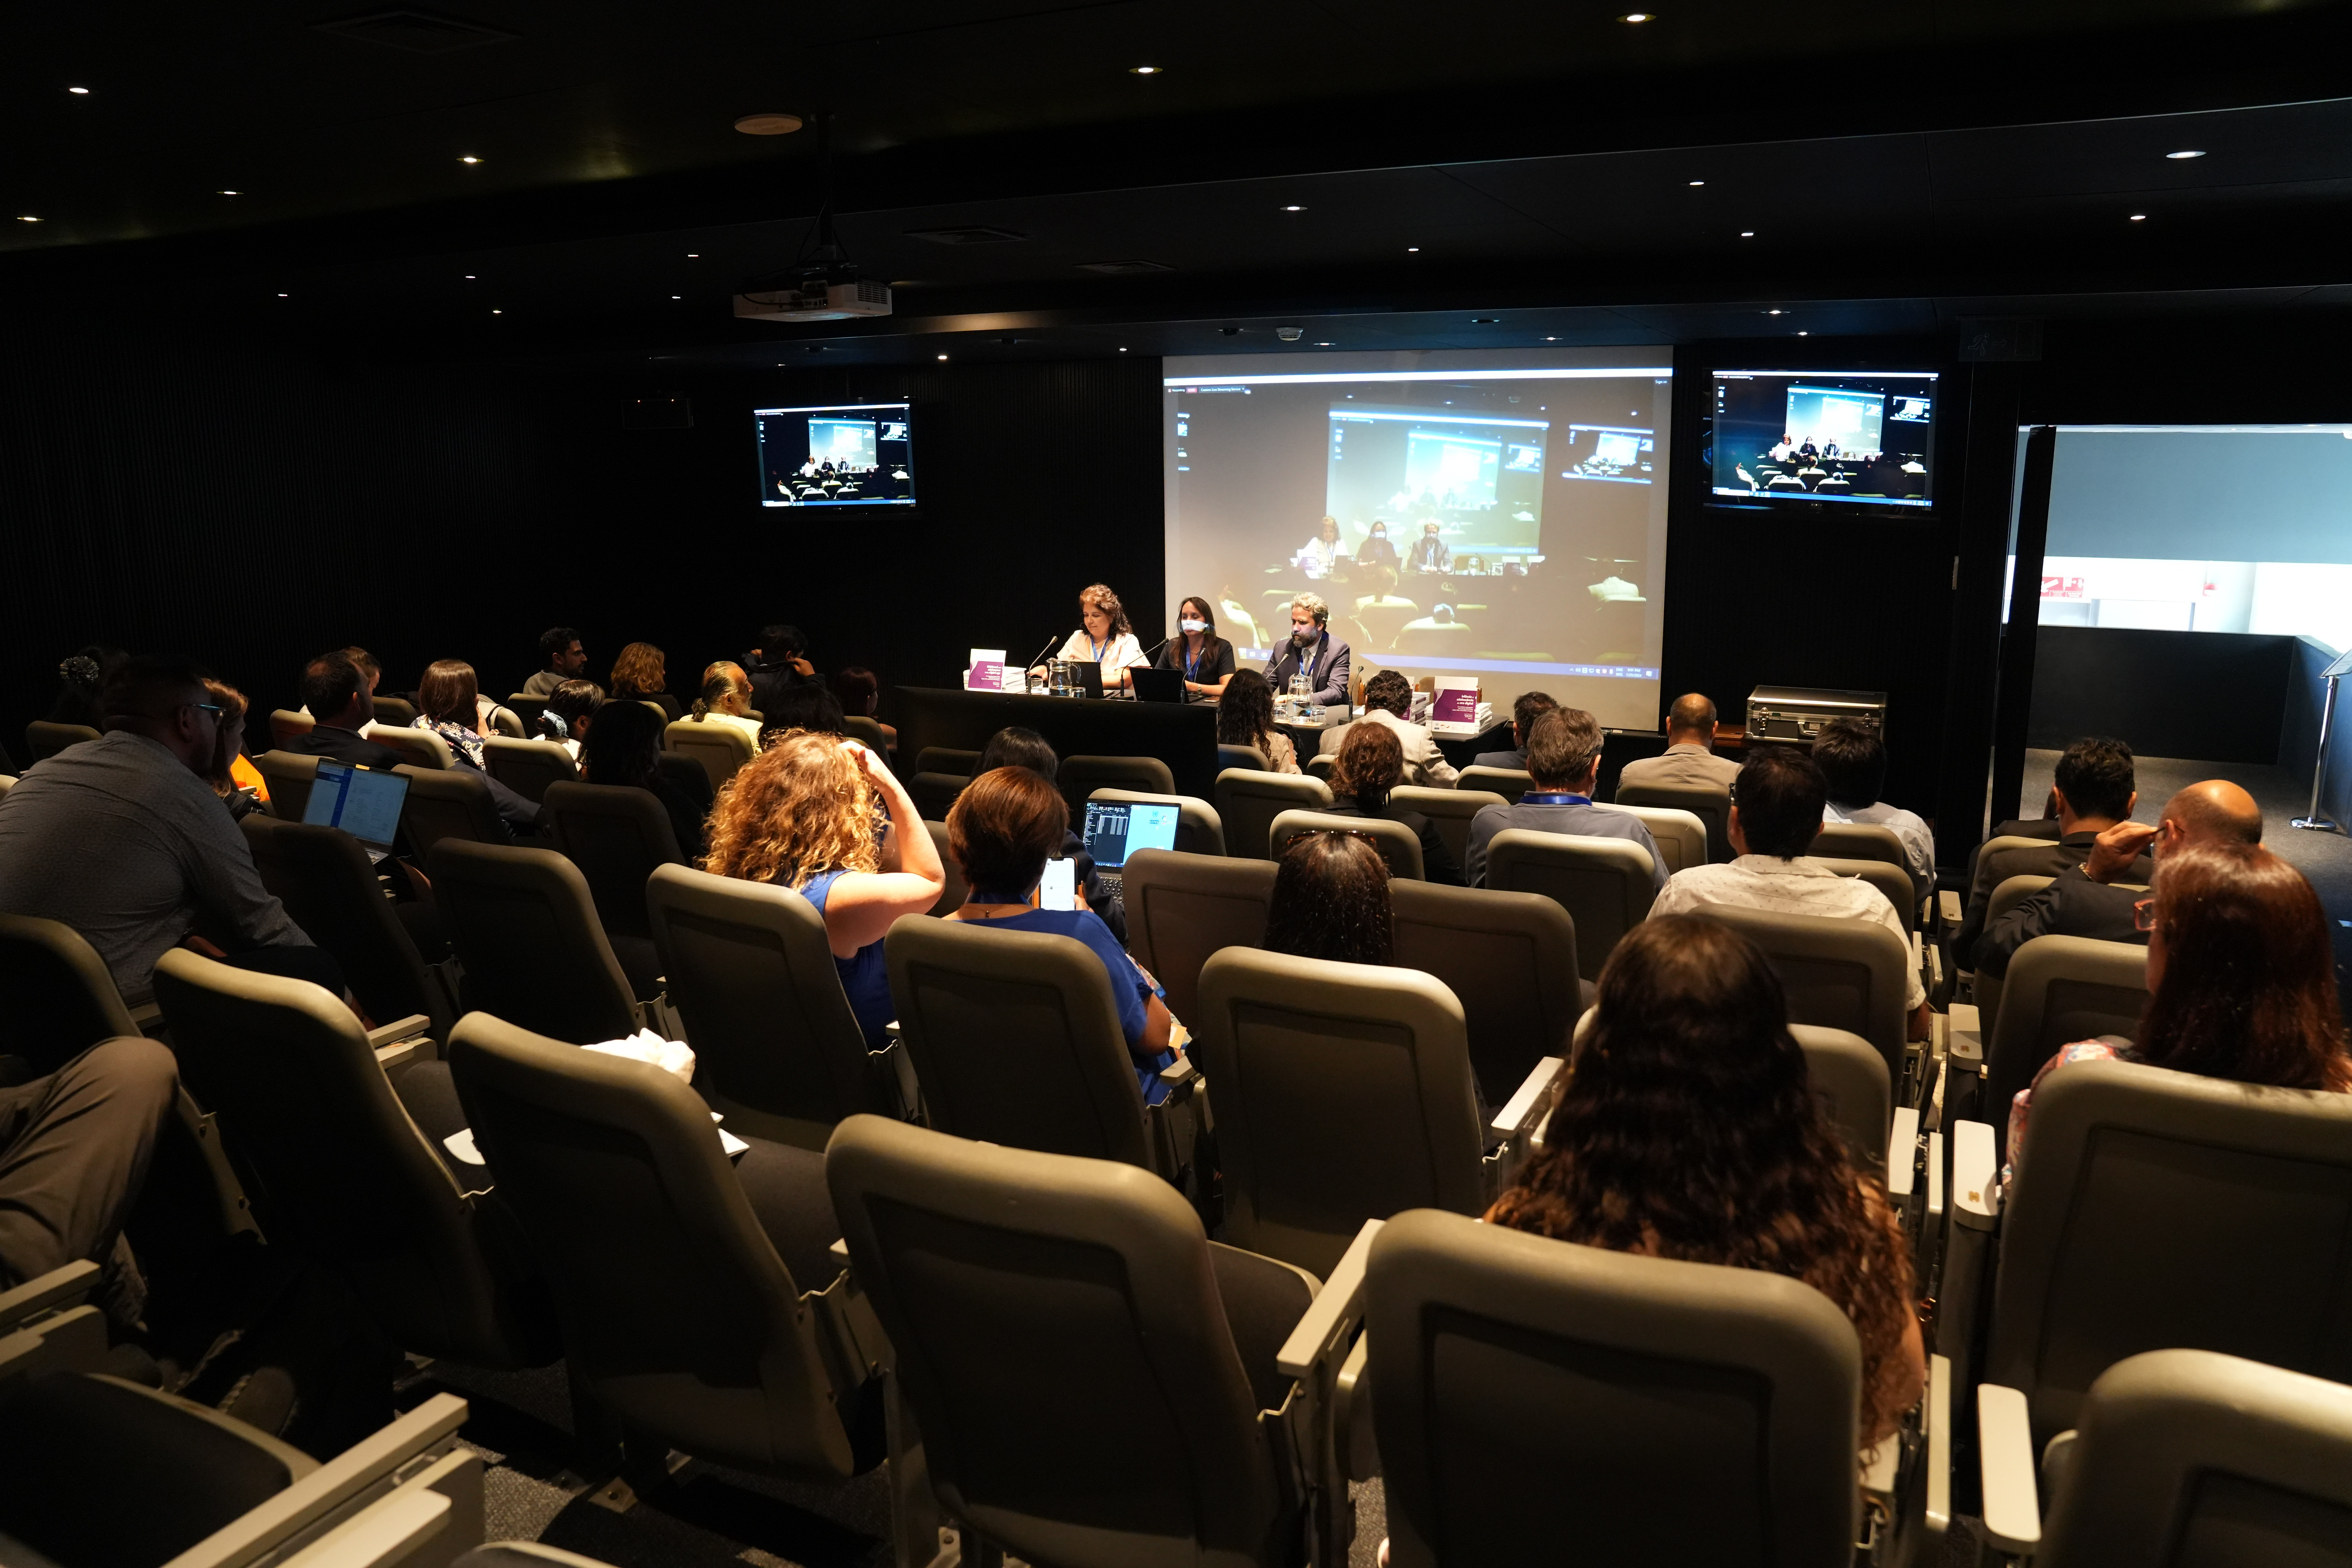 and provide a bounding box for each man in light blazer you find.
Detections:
[1318,669,1459,787]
